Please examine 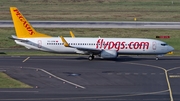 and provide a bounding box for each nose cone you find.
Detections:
[168,46,174,52]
